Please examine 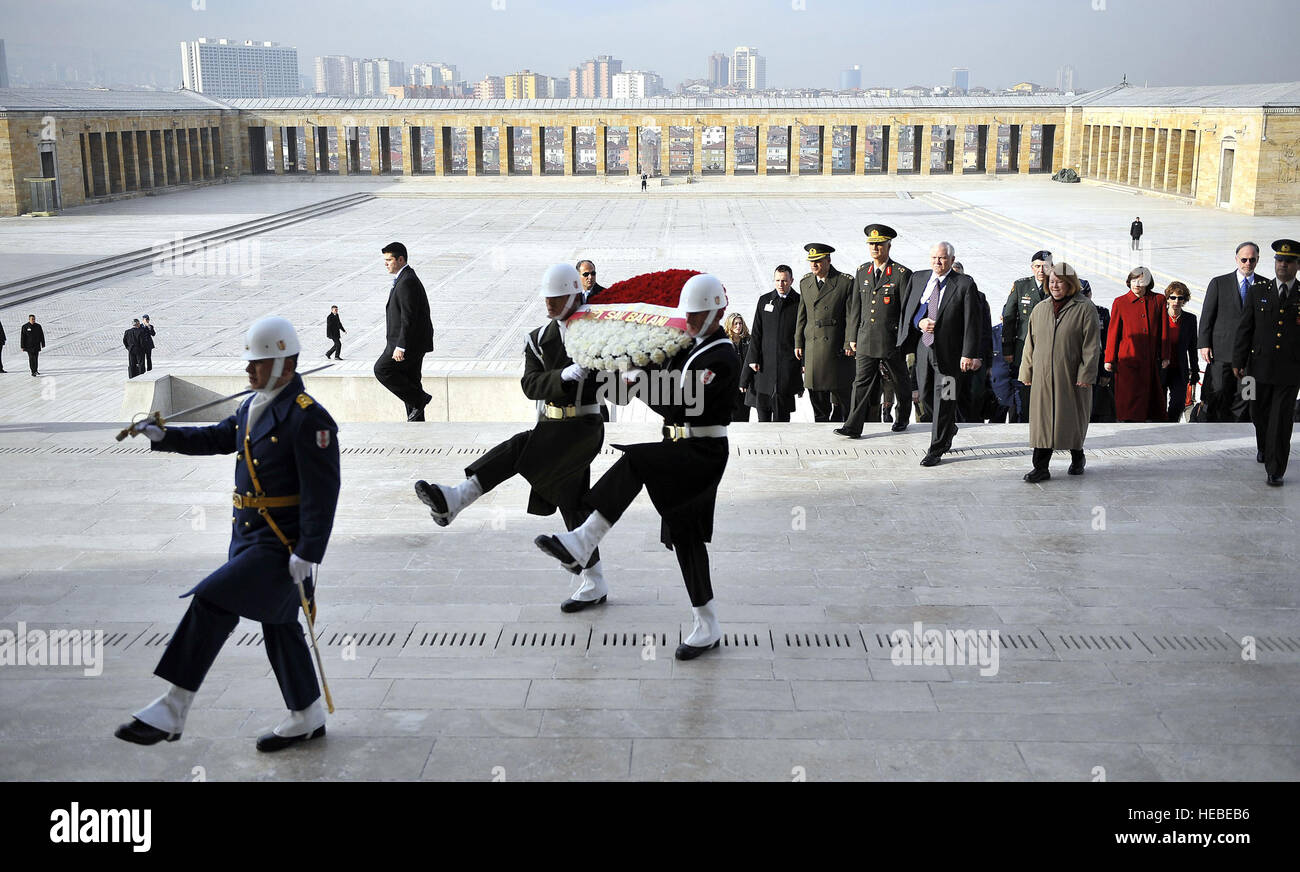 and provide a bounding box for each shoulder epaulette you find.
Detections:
[296,393,315,409]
